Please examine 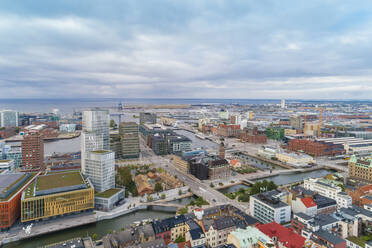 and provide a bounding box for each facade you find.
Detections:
[109,132,122,159]
[166,135,191,155]
[249,190,291,224]
[119,122,140,159]
[240,127,267,144]
[189,155,230,181]
[140,112,157,124]
[173,155,189,173]
[21,171,94,222]
[276,151,314,167]
[84,150,115,192]
[0,110,19,127]
[304,178,352,208]
[288,139,345,157]
[3,147,22,168]
[21,130,44,170]
[81,109,110,175]
[94,188,125,211]
[0,173,35,229]
[348,155,372,182]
